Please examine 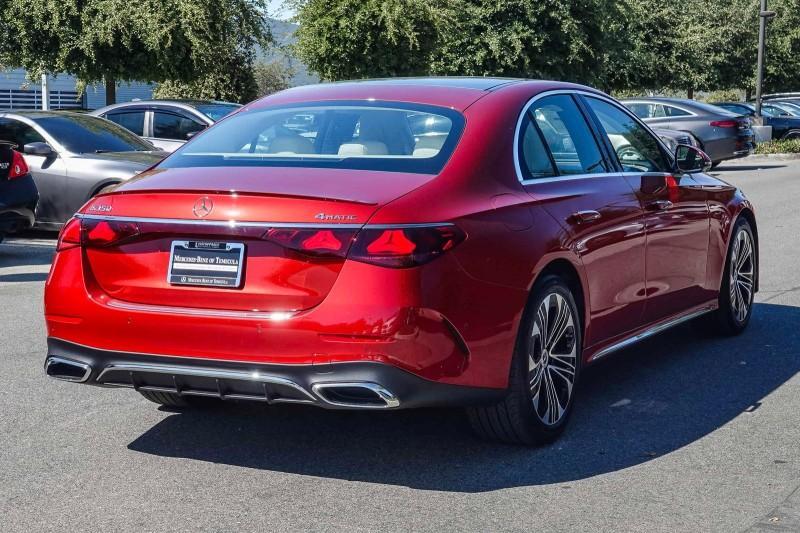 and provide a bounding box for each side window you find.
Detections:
[152,112,205,140]
[0,119,45,149]
[518,115,556,180]
[663,105,691,117]
[585,97,671,173]
[530,95,608,176]
[105,111,146,136]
